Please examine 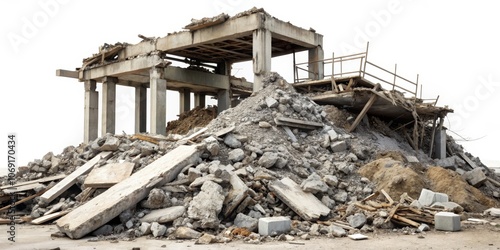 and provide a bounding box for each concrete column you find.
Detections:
[150,68,167,135]
[194,93,206,108]
[217,89,230,114]
[308,45,324,80]
[179,88,191,114]
[101,76,117,135]
[134,85,147,133]
[435,125,447,159]
[252,28,272,92]
[84,80,98,143]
